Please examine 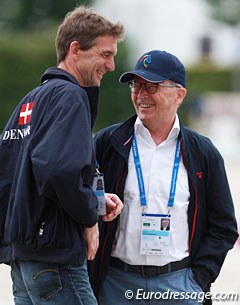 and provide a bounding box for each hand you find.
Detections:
[102,193,123,222]
[84,223,99,260]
